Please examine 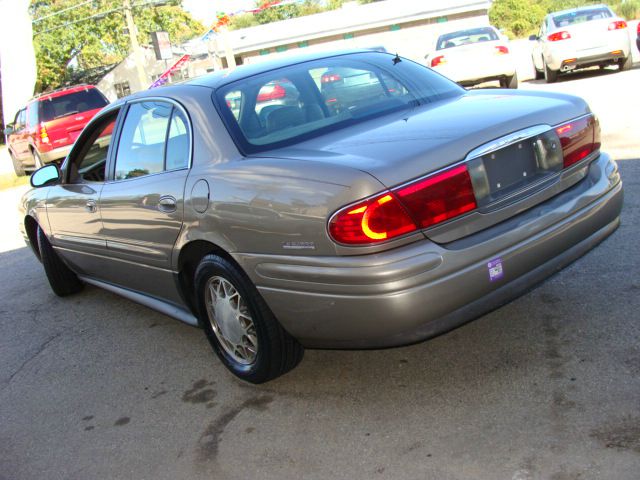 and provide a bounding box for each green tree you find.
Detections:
[31,0,204,91]
[489,0,547,37]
